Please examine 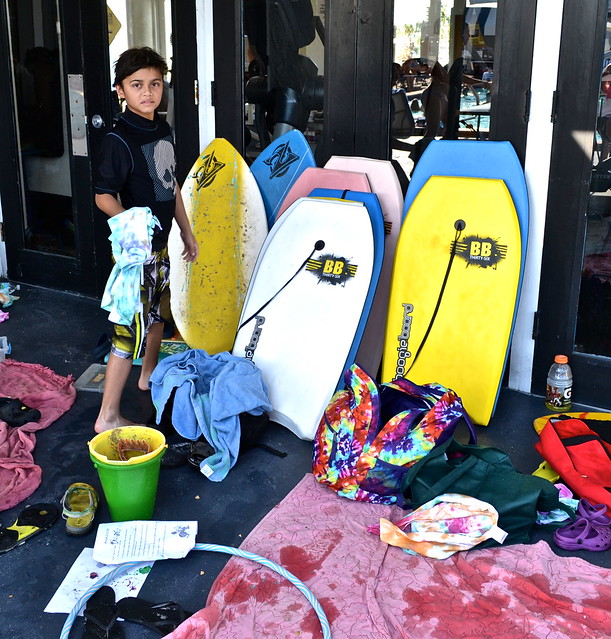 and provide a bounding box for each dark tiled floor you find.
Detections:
[0,283,609,639]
